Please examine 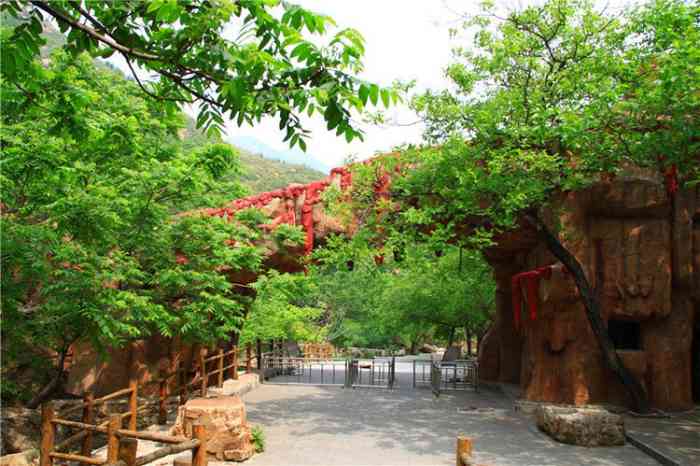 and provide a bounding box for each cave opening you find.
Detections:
[608,319,642,351]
